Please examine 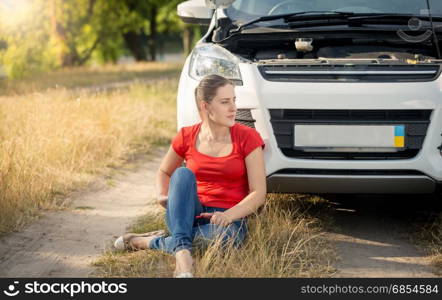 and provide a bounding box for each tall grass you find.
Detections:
[0,78,177,235]
[414,213,442,272]
[195,194,335,277]
[93,194,336,278]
